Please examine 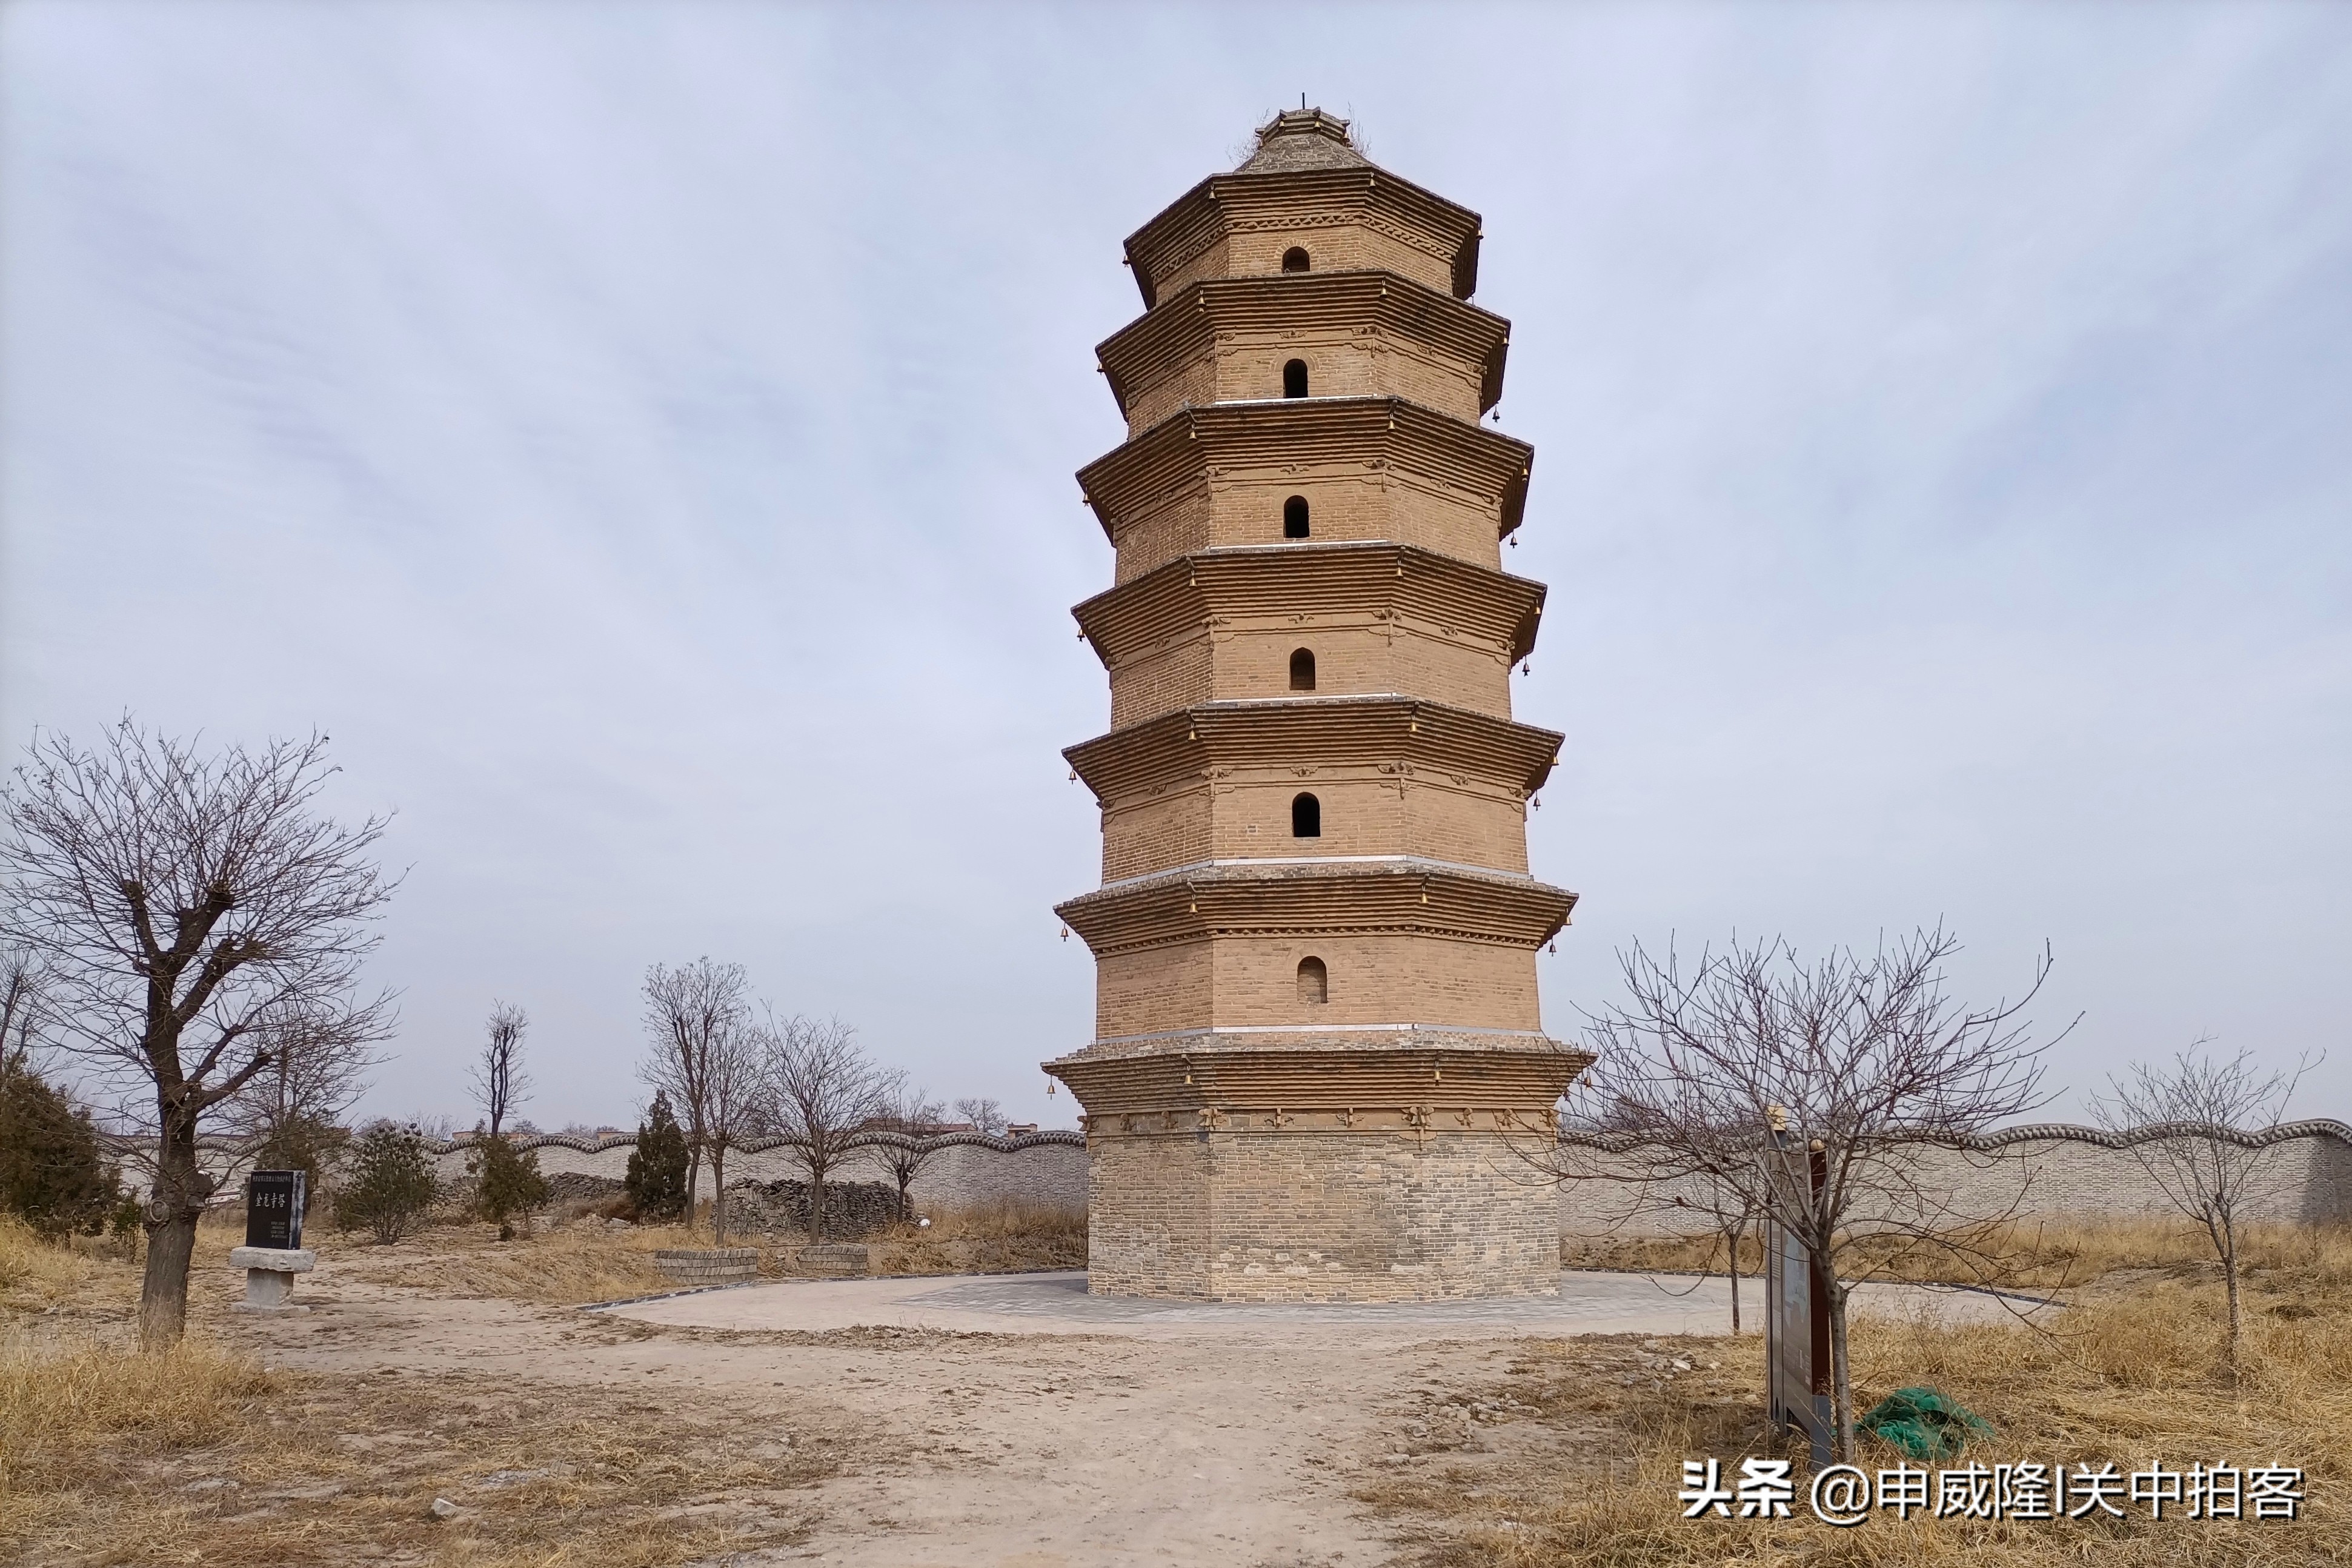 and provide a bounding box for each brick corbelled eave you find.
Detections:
[1070,541,1547,671]
[1052,857,1576,957]
[1077,396,1534,545]
[1062,694,1563,805]
[1095,271,1511,420]
[1121,167,1483,310]
[1044,1039,1593,1119]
